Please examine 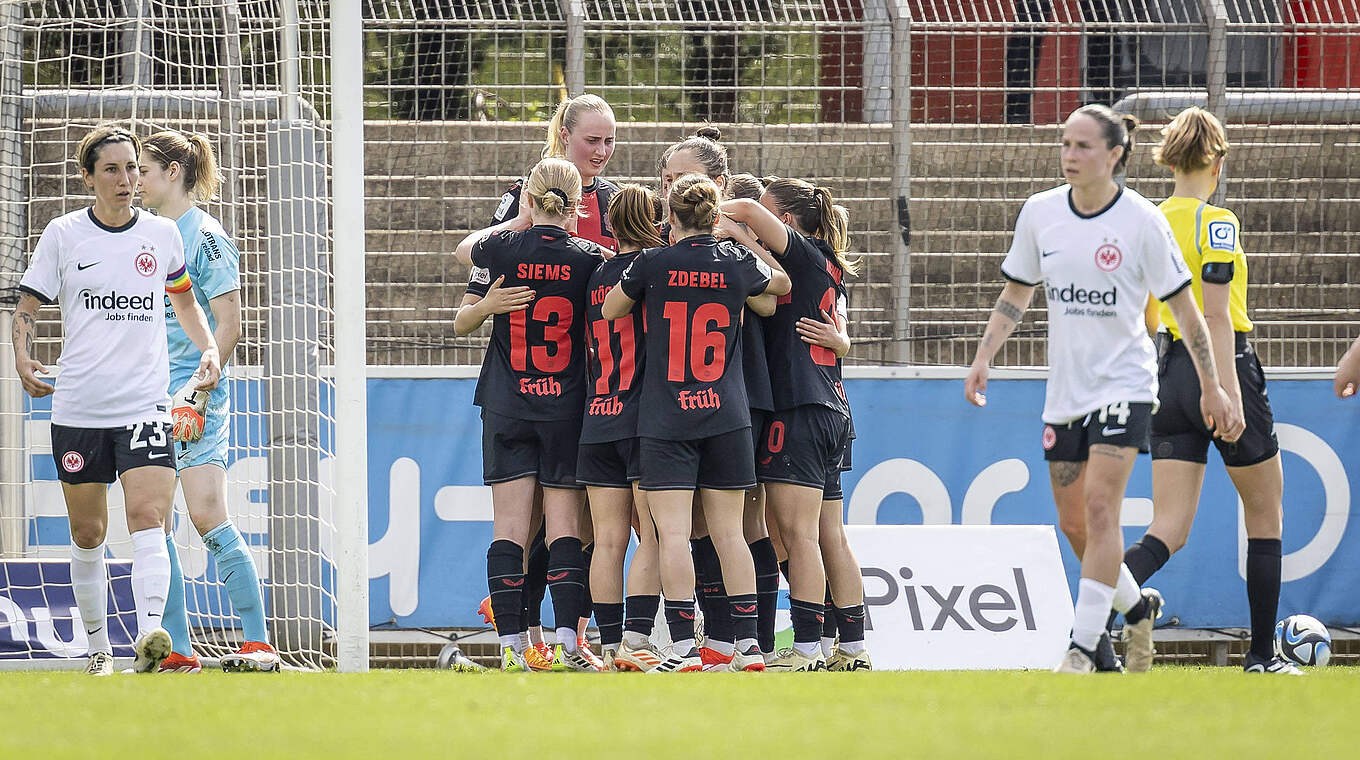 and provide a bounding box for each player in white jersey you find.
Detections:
[964,106,1242,673]
[138,130,280,673]
[11,125,221,675]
